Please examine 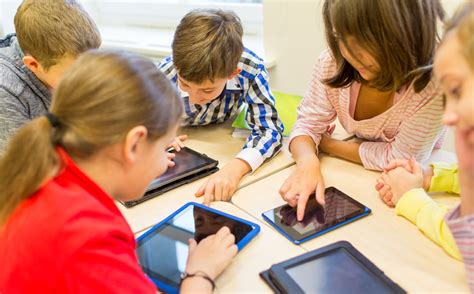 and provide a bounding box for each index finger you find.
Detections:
[296,192,310,221]
[177,134,188,142]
